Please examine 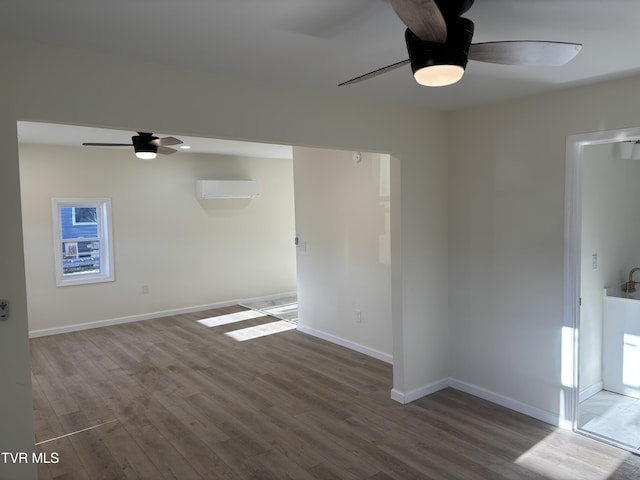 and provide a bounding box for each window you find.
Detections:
[52,198,114,286]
